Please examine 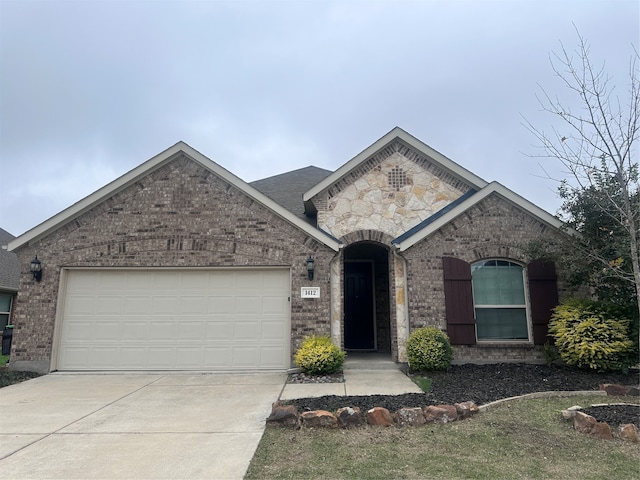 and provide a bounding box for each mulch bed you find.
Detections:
[285,363,640,428]
[0,369,42,388]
